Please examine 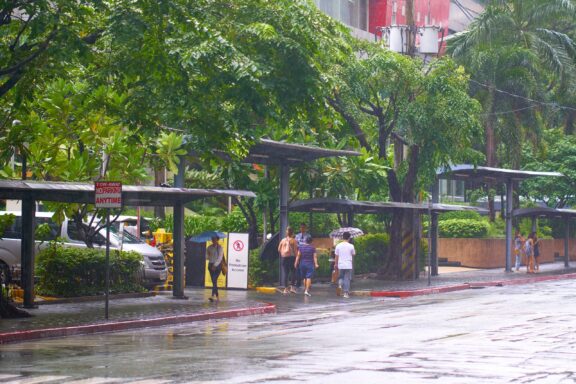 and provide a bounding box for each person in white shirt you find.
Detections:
[334,232,355,298]
[206,235,224,301]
